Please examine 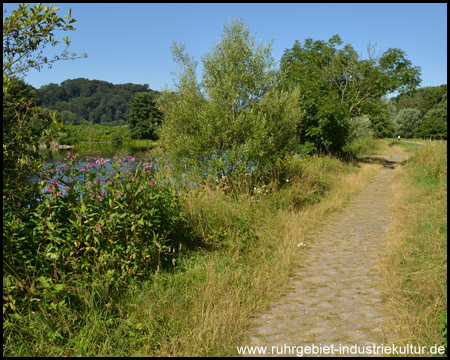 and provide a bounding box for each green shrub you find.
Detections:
[158,19,303,184]
[3,153,188,348]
